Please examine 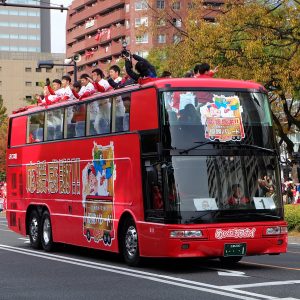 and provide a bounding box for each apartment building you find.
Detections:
[66,0,223,74]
